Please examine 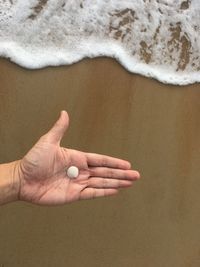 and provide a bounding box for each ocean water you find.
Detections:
[0,0,199,85]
